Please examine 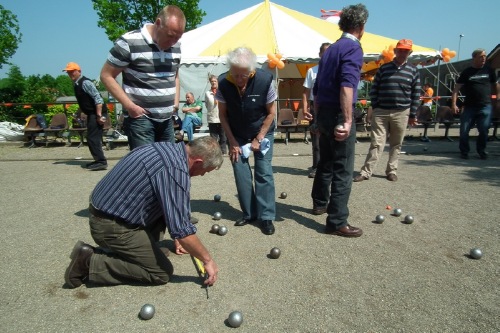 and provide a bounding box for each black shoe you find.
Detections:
[85,161,98,168]
[312,206,327,215]
[261,220,275,235]
[87,162,107,171]
[64,241,95,288]
[460,153,469,160]
[478,152,488,160]
[234,217,255,226]
[308,168,316,178]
